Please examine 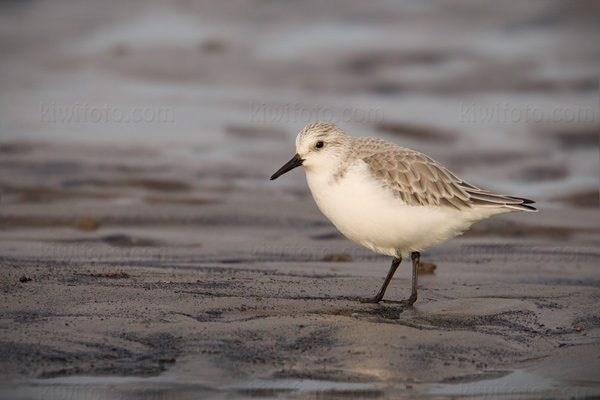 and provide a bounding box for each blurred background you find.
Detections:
[1,0,597,209]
